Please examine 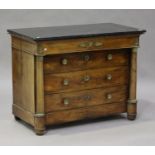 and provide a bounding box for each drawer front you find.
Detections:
[38,35,139,55]
[44,66,129,93]
[45,86,128,112]
[45,102,127,125]
[44,49,129,74]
